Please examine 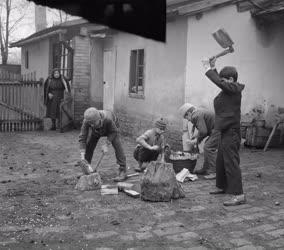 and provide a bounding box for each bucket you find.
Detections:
[165,151,198,174]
